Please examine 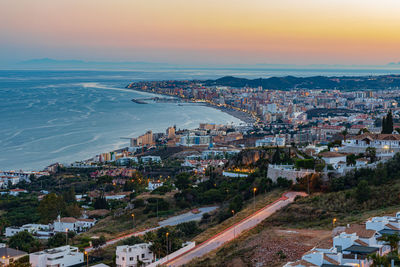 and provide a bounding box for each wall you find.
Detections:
[147,242,195,267]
